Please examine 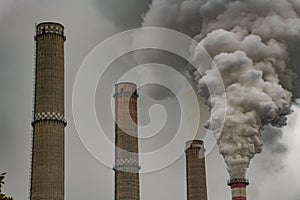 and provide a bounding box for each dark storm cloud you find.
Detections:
[93,0,152,28]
